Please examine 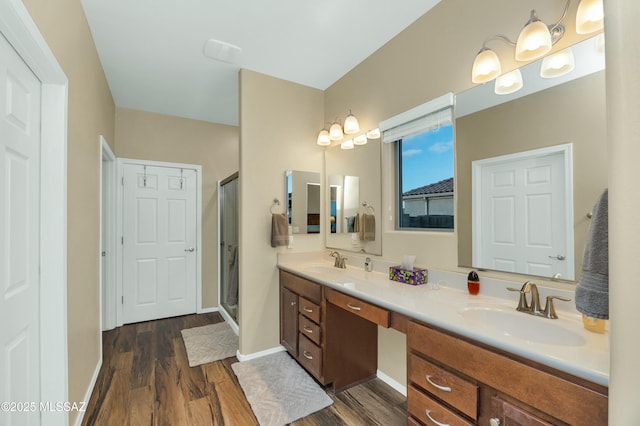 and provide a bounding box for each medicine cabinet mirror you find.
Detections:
[286,170,321,235]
